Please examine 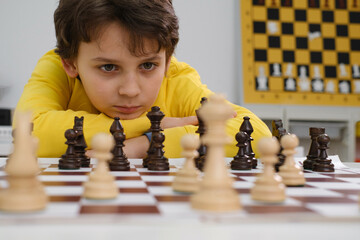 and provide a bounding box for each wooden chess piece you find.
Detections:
[59,129,81,169]
[278,134,306,186]
[240,116,258,168]
[251,137,286,203]
[230,131,252,170]
[83,133,118,199]
[195,97,207,171]
[0,112,48,211]
[172,134,201,193]
[271,0,277,7]
[191,94,241,212]
[73,116,90,167]
[146,106,169,171]
[274,128,287,172]
[312,134,334,172]
[353,0,358,8]
[303,127,325,170]
[109,117,130,171]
